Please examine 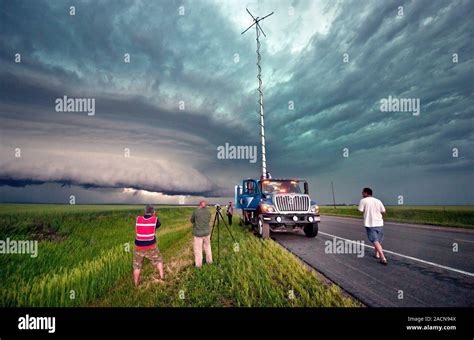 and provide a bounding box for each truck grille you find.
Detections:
[275,195,310,212]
